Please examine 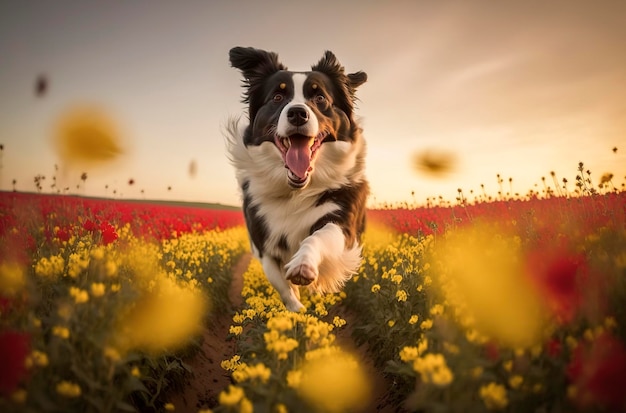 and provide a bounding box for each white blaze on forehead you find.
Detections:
[291,73,307,104]
[276,73,319,137]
